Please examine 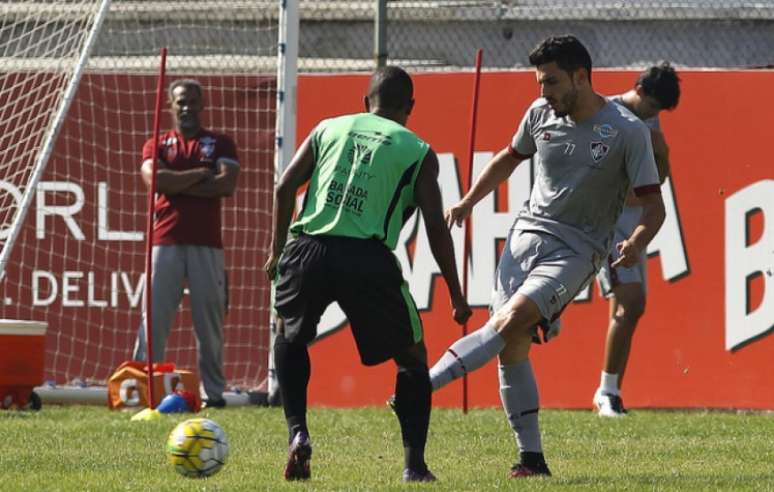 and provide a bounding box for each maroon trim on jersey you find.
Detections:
[506,144,531,161]
[633,184,661,197]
